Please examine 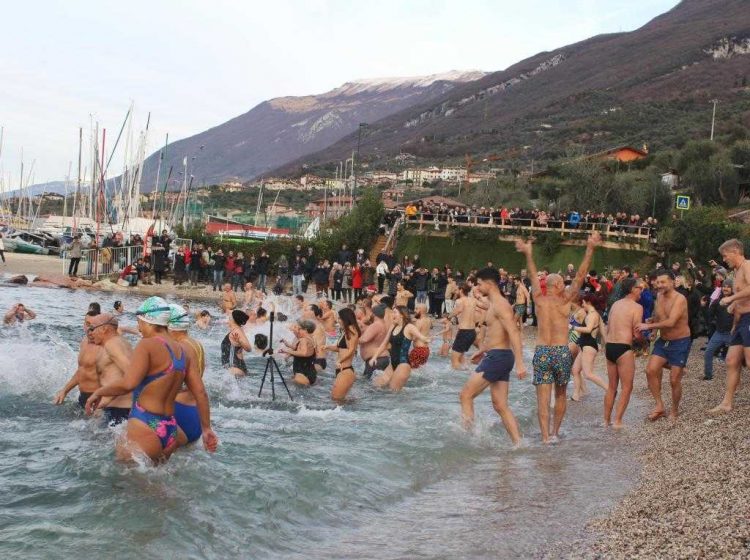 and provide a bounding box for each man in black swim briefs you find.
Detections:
[53,311,102,410]
[603,278,643,428]
[459,268,527,446]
